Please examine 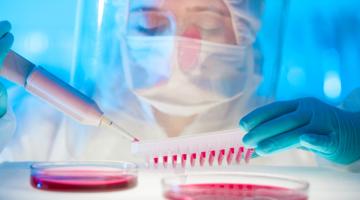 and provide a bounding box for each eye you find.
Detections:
[198,19,222,30]
[192,13,224,33]
[128,12,172,36]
